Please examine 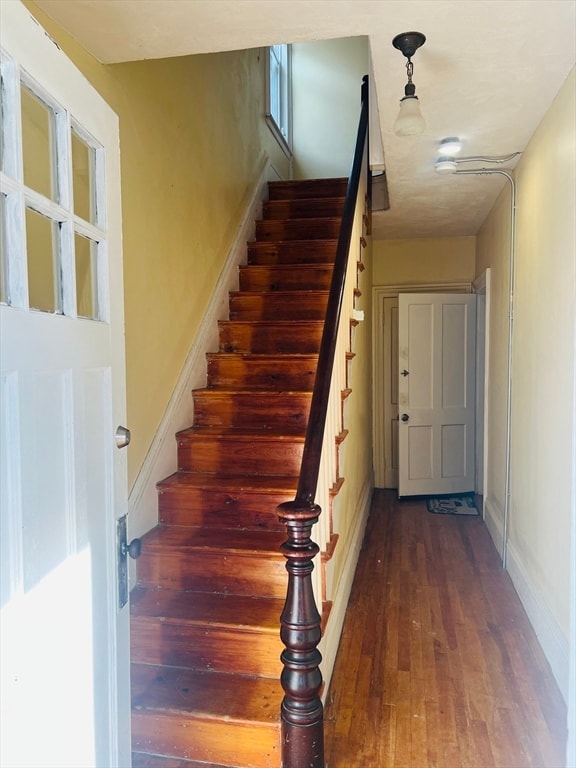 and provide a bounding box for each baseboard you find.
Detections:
[320,477,373,703]
[128,158,271,538]
[483,495,568,702]
[505,539,569,703]
[484,494,504,558]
